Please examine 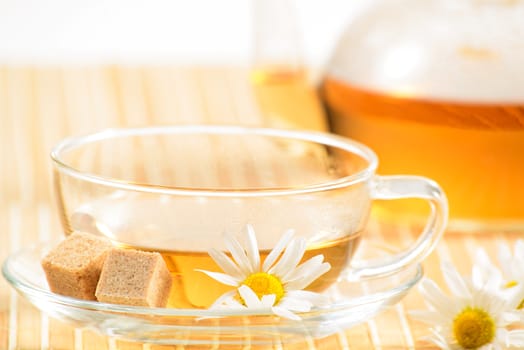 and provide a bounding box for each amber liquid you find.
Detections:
[251,67,329,131]
[321,77,524,228]
[120,232,361,309]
